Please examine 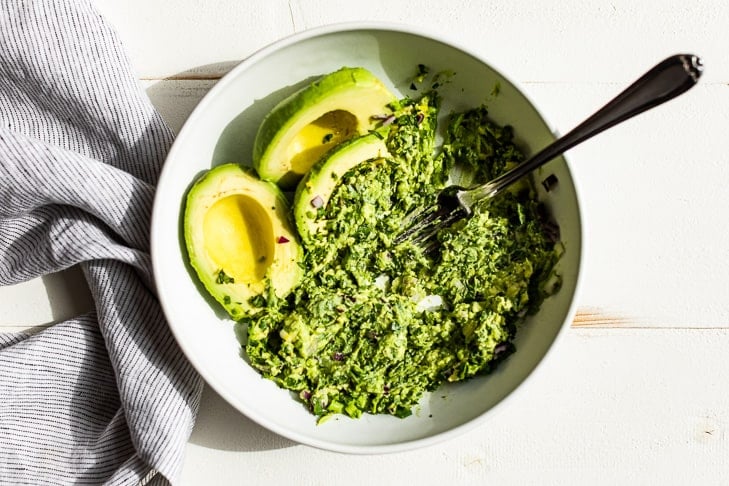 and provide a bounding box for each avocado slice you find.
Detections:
[184,163,303,318]
[293,132,390,244]
[253,67,397,189]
